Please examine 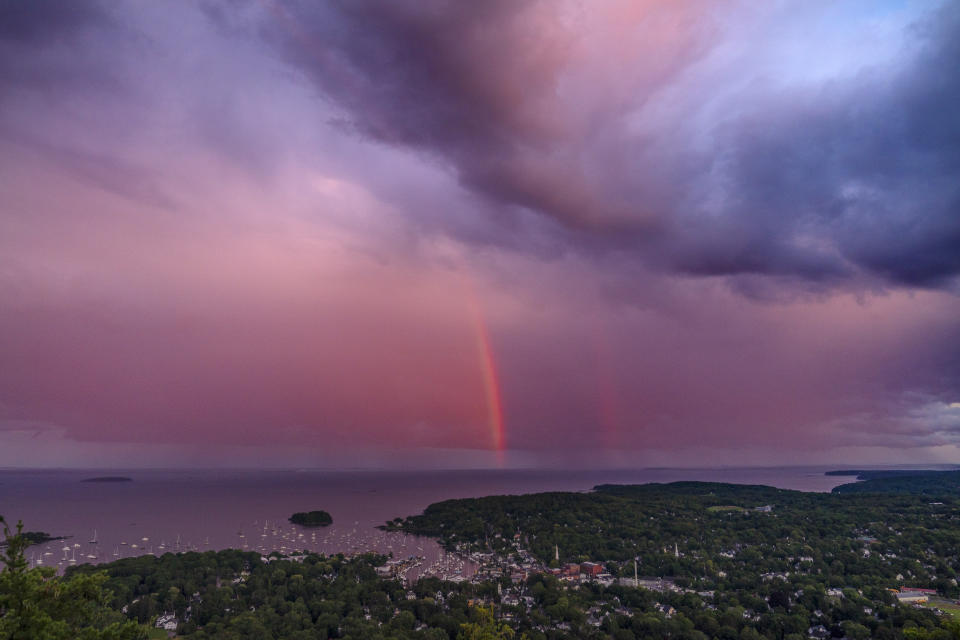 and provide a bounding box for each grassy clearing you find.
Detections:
[923,597,960,617]
[707,505,747,513]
